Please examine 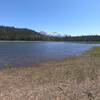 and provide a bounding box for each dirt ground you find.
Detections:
[0,47,100,100]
